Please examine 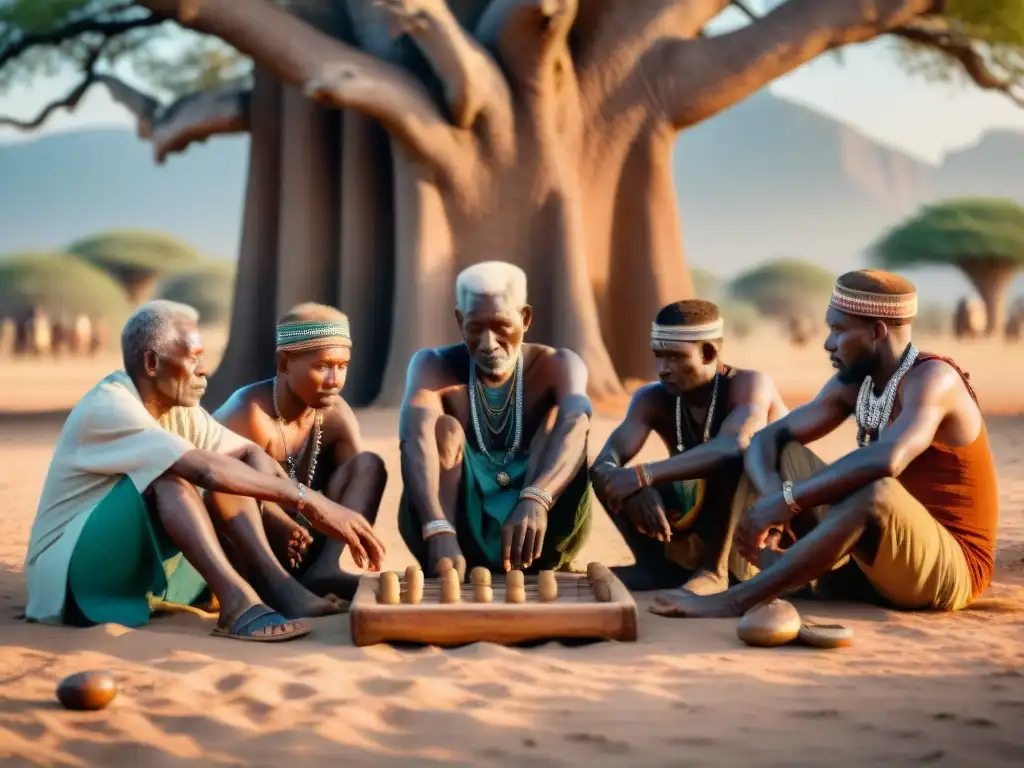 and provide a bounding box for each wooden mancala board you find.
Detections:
[349,562,639,647]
